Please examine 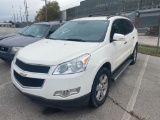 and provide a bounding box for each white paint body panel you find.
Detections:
[11,16,138,100]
